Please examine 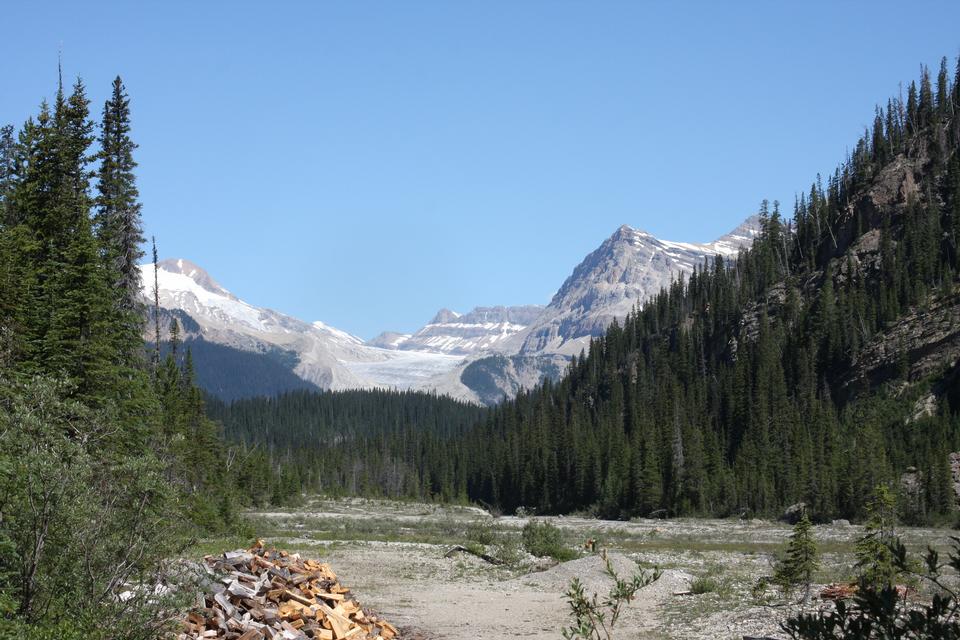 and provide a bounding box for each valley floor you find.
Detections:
[201,498,958,640]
